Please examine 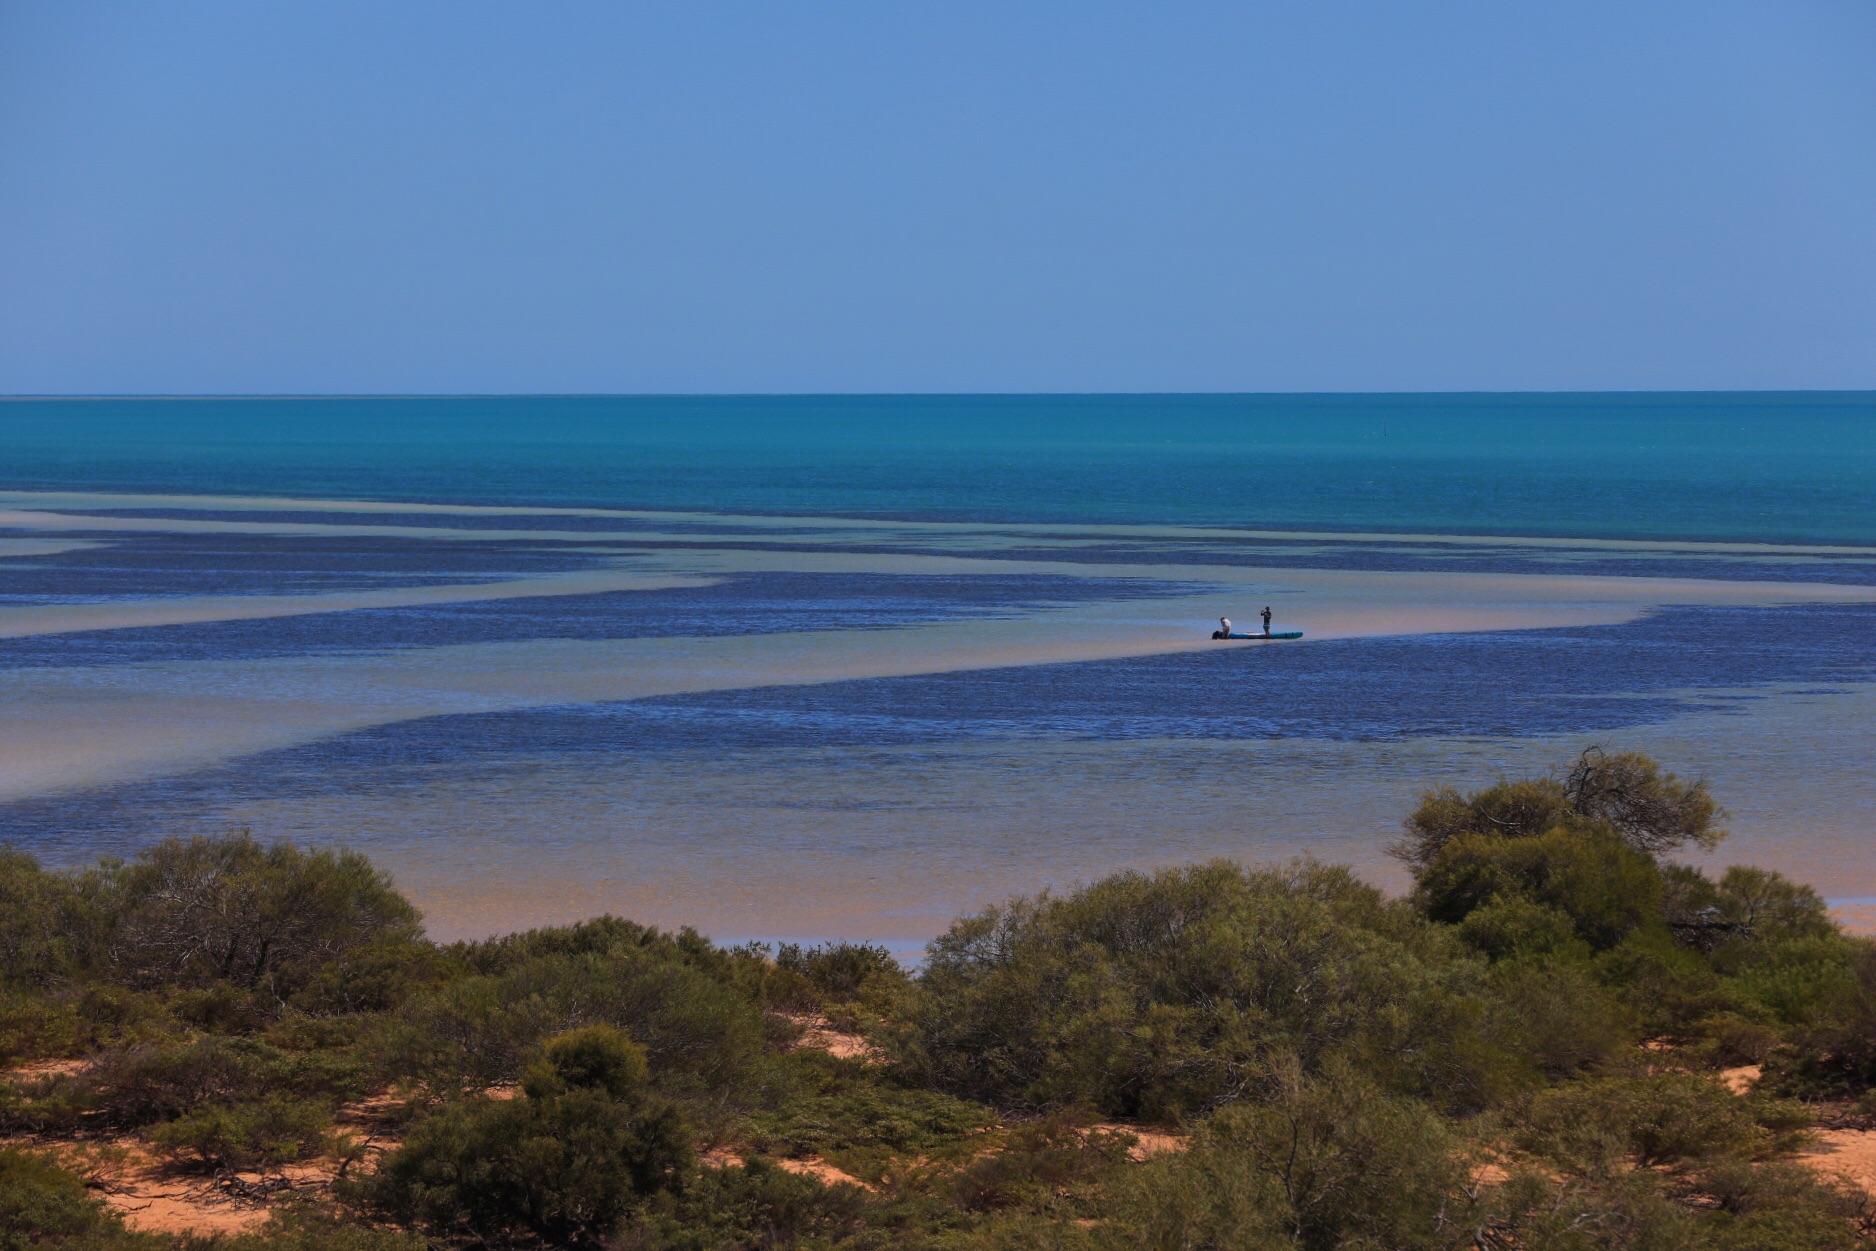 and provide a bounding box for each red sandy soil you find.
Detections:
[2,1070,408,1237]
[787,1015,877,1061]
[1800,1128,1876,1194]
[700,1145,872,1189]
[1088,1123,1186,1162]
[5,1042,1870,1235]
